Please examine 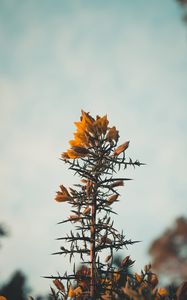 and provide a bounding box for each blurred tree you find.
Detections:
[176,0,187,5]
[0,270,51,300]
[176,0,187,24]
[0,271,30,300]
[0,224,50,299]
[149,217,187,283]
